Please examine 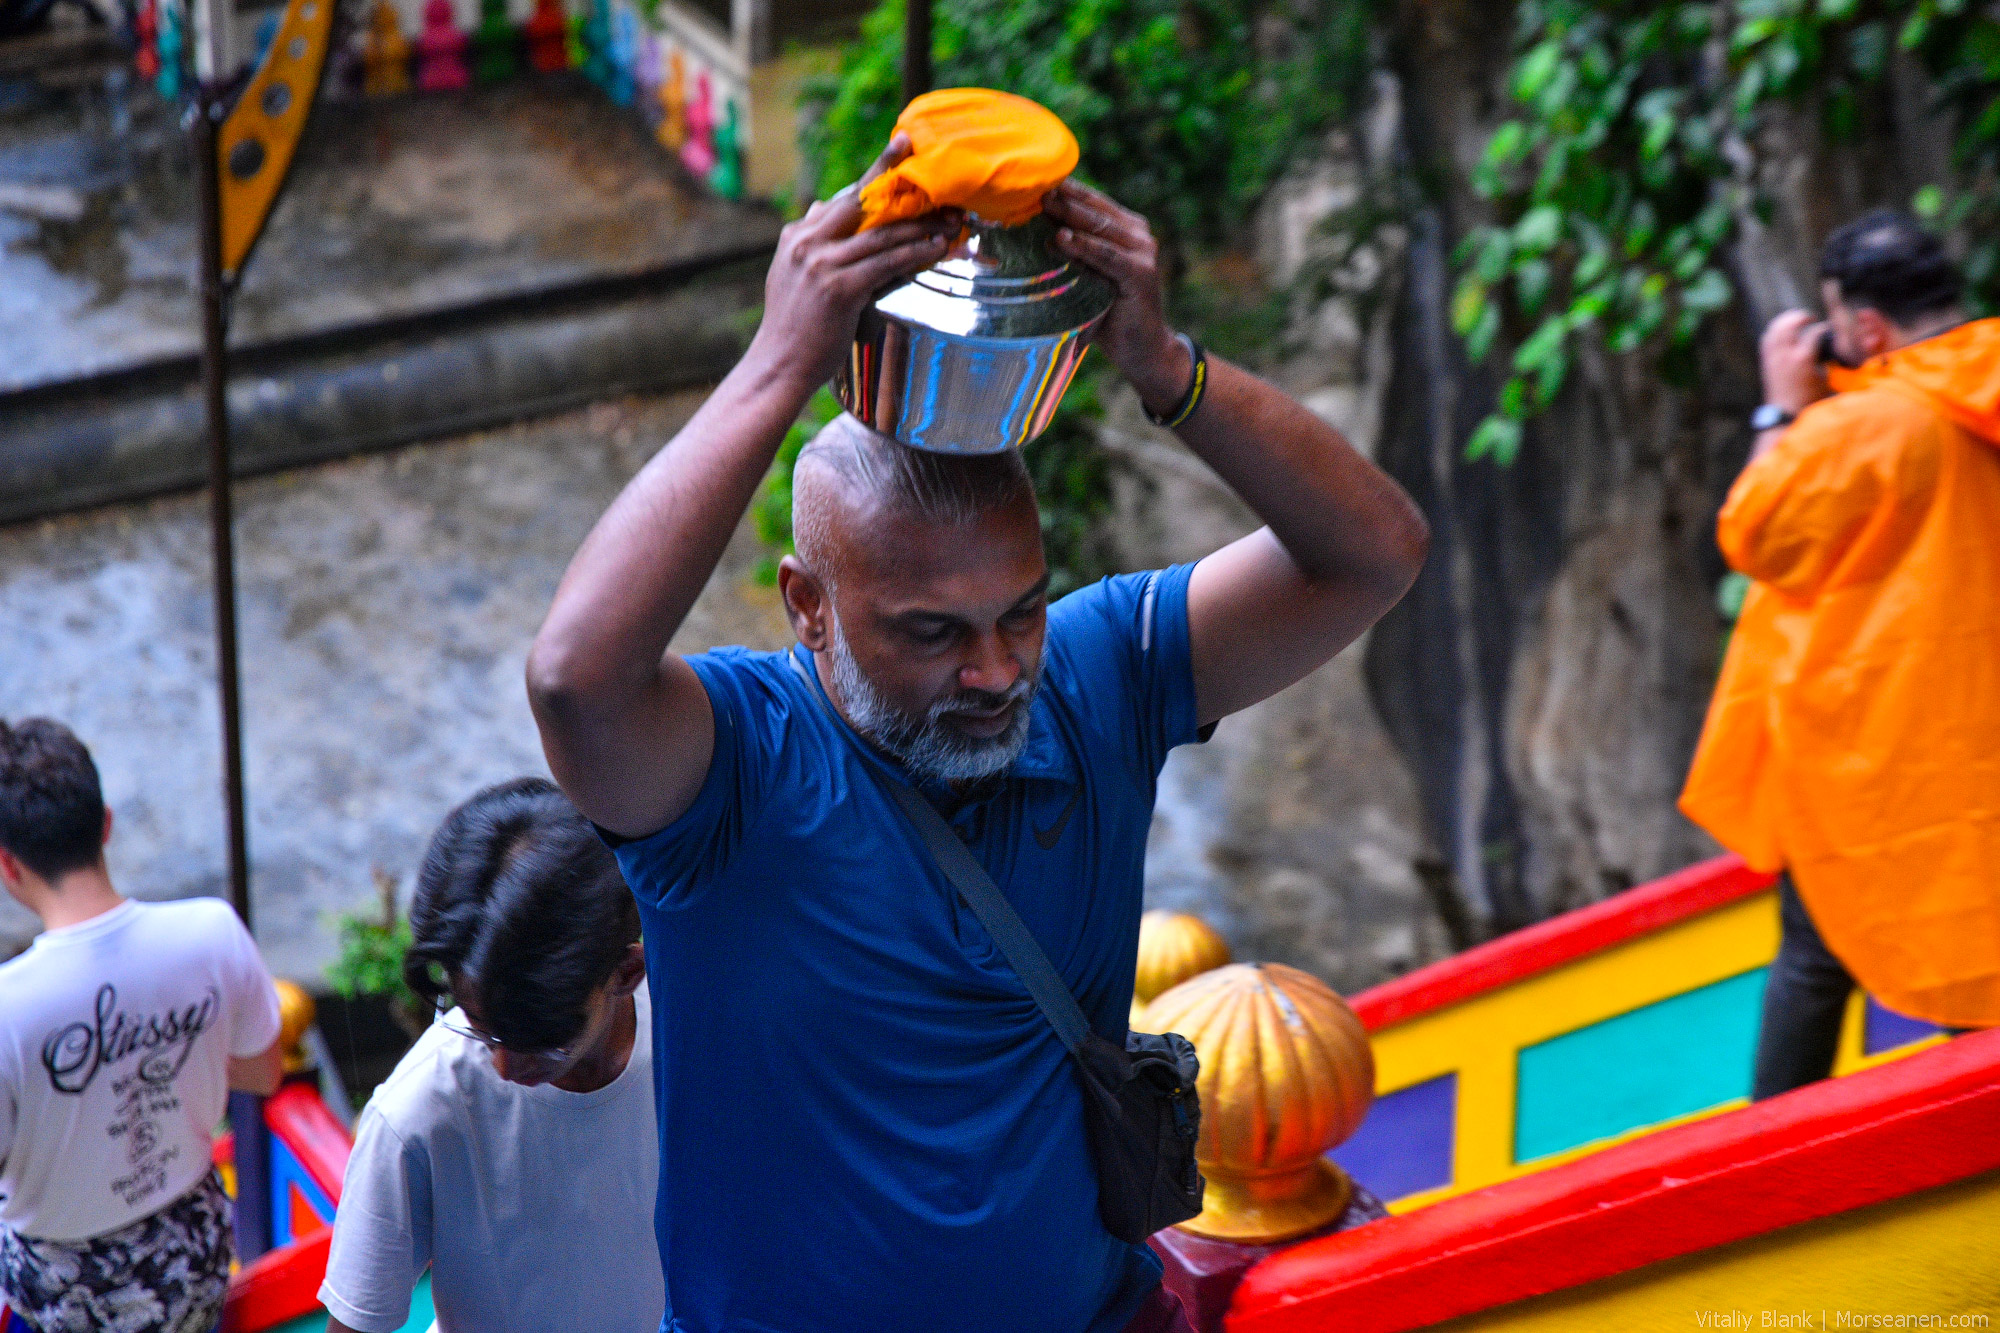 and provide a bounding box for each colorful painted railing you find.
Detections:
[218,1079,437,1333]
[1231,1026,2000,1331]
[1327,856,1947,1209]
